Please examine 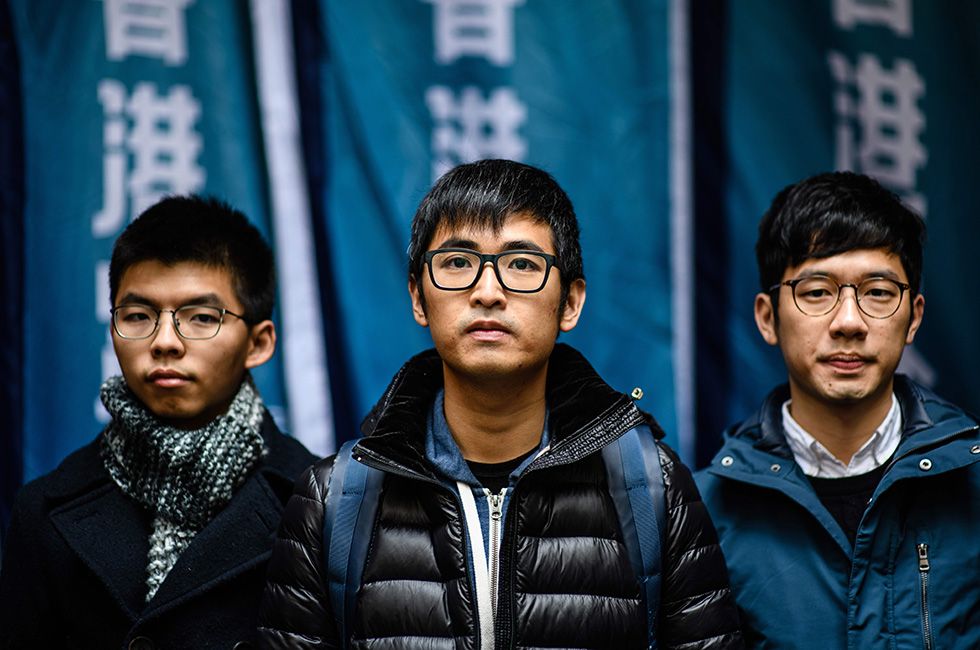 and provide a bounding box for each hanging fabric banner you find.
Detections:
[717,1,980,428]
[8,0,291,482]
